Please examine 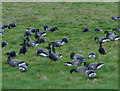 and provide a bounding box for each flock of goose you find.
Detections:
[1,16,120,80]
